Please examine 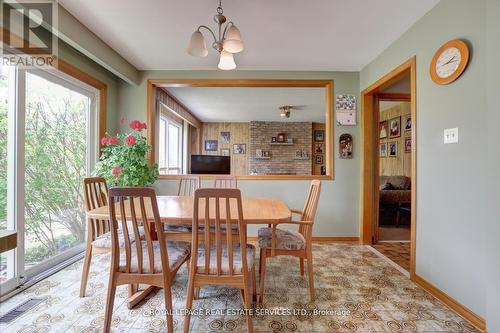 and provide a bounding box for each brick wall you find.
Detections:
[249,121,312,175]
